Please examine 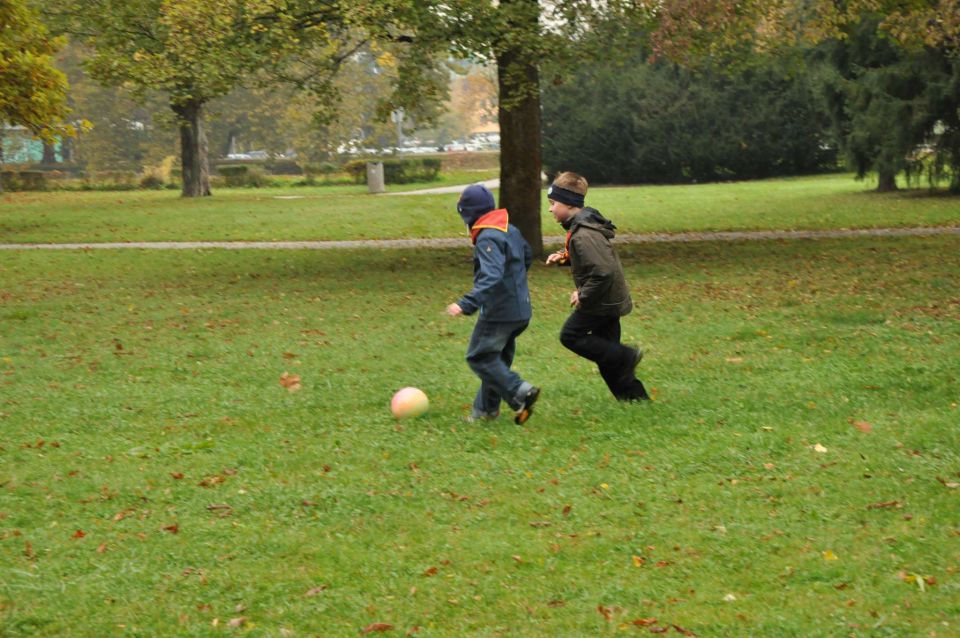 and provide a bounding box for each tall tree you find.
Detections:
[1,0,76,183]
[53,0,376,197]
[392,1,644,256]
[650,0,960,191]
